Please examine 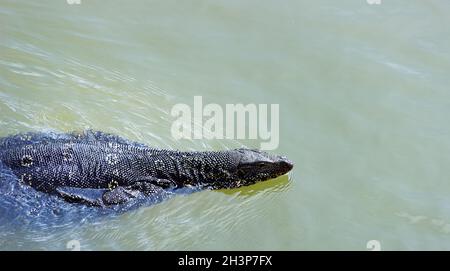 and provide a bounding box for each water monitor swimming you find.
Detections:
[0,130,293,207]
